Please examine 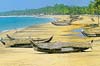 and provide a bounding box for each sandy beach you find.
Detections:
[0,15,100,66]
